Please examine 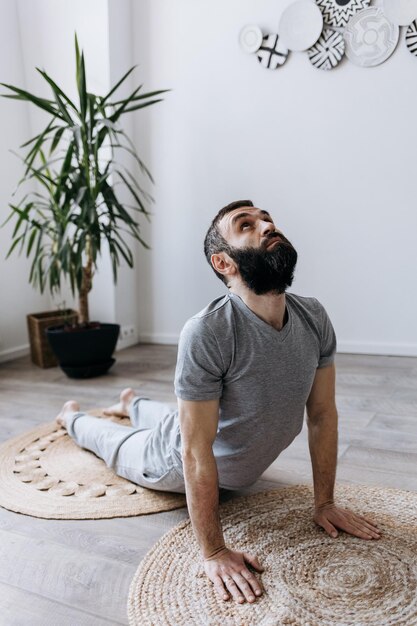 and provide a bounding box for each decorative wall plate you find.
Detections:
[344,7,400,67]
[239,24,263,54]
[316,0,371,28]
[406,20,417,56]
[257,34,289,69]
[279,0,323,51]
[383,0,417,26]
[308,29,345,70]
